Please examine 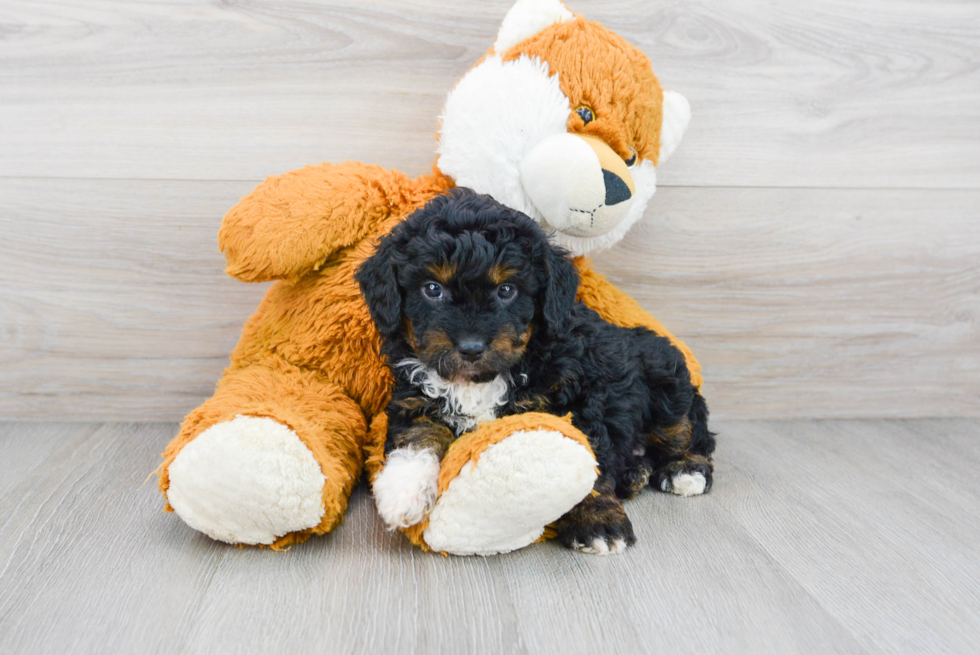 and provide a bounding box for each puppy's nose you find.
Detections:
[457,338,487,362]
